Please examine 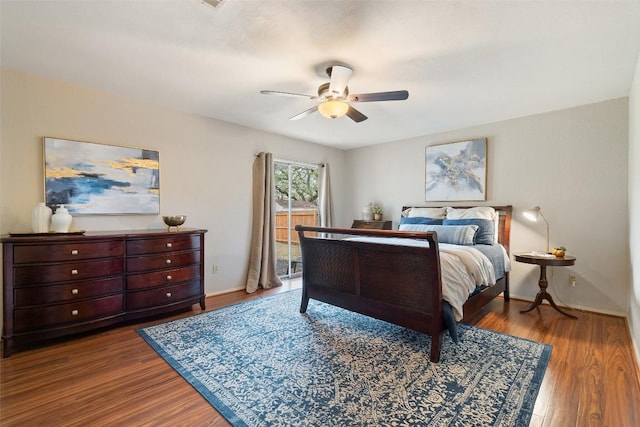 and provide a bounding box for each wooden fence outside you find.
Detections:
[276,209,318,243]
